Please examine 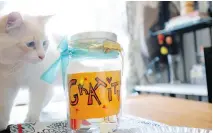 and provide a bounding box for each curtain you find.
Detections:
[126,1,159,94]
